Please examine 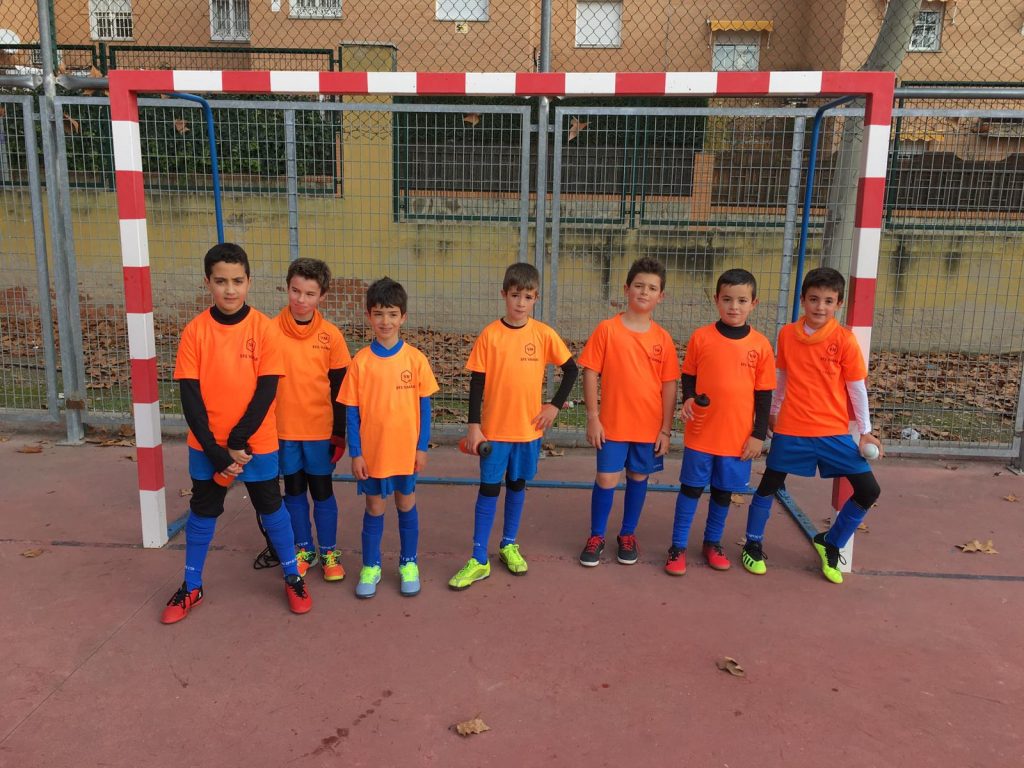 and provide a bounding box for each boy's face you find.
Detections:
[205,261,251,315]
[367,305,406,346]
[502,285,538,326]
[801,287,843,330]
[287,275,324,323]
[624,272,665,315]
[715,283,758,327]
